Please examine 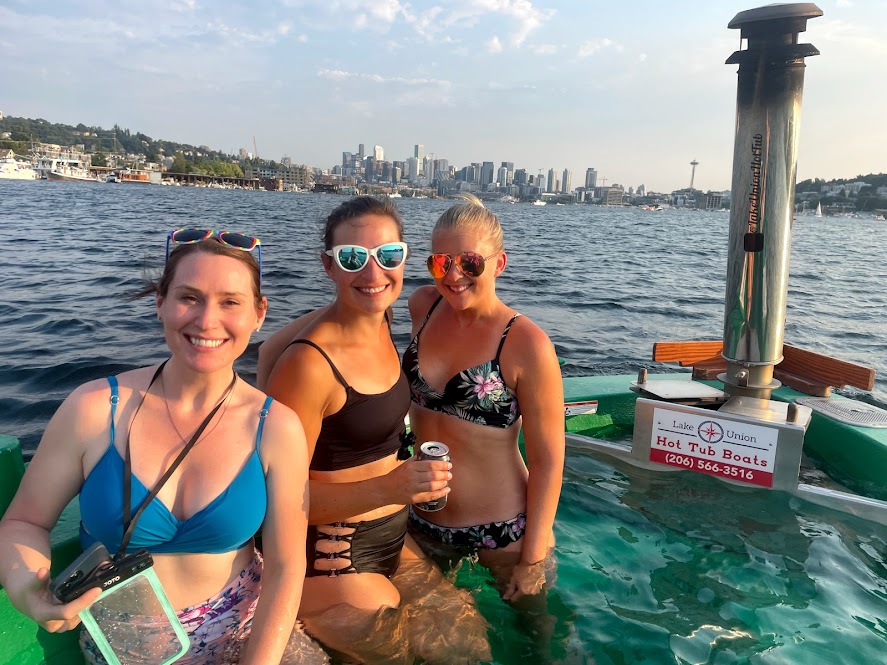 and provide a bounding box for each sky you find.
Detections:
[2,0,885,193]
